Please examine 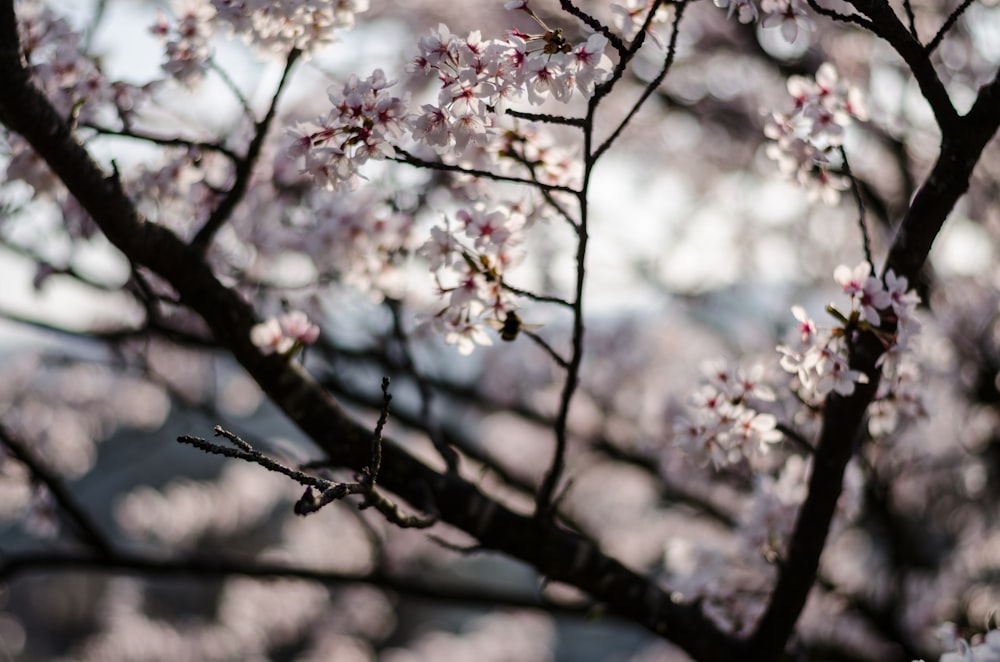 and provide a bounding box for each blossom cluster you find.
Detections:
[15,2,149,123]
[408,21,610,148]
[610,0,673,46]
[288,15,611,191]
[418,203,528,354]
[672,359,782,467]
[777,262,923,435]
[7,4,153,242]
[150,0,370,82]
[715,0,814,42]
[250,310,320,356]
[764,63,868,205]
[288,69,408,192]
[918,624,1000,662]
